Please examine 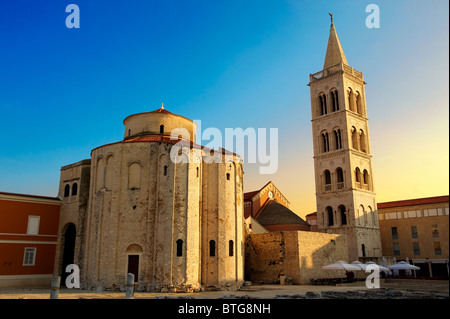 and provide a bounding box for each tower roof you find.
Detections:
[323,18,348,70]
